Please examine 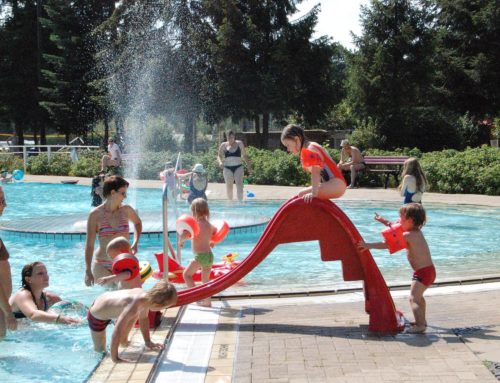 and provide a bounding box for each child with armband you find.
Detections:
[357,203,435,333]
[88,279,177,363]
[178,198,217,307]
[97,237,142,289]
[281,124,346,202]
